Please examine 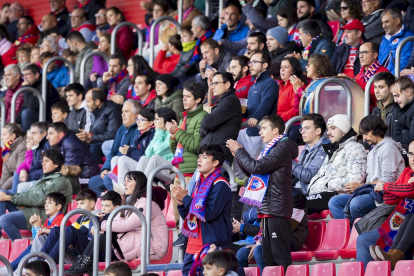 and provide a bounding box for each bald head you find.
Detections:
[42,14,57,31]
